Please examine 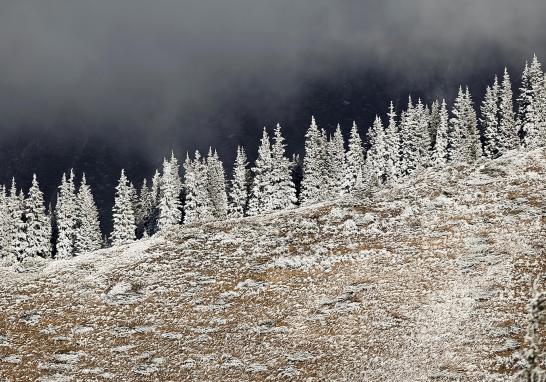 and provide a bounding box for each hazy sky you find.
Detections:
[0,0,545,155]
